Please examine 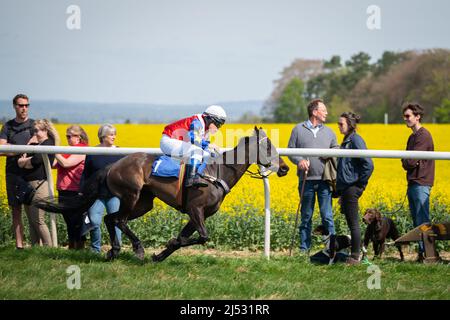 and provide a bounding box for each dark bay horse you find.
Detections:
[35,127,289,262]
